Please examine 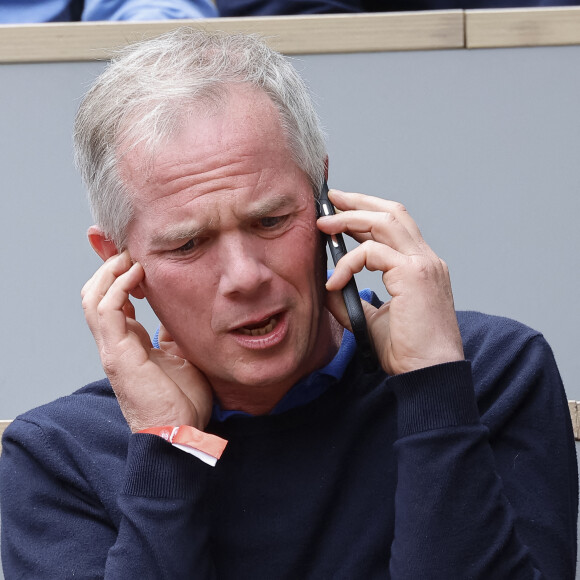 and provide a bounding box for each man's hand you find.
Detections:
[81,251,213,432]
[318,189,464,376]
